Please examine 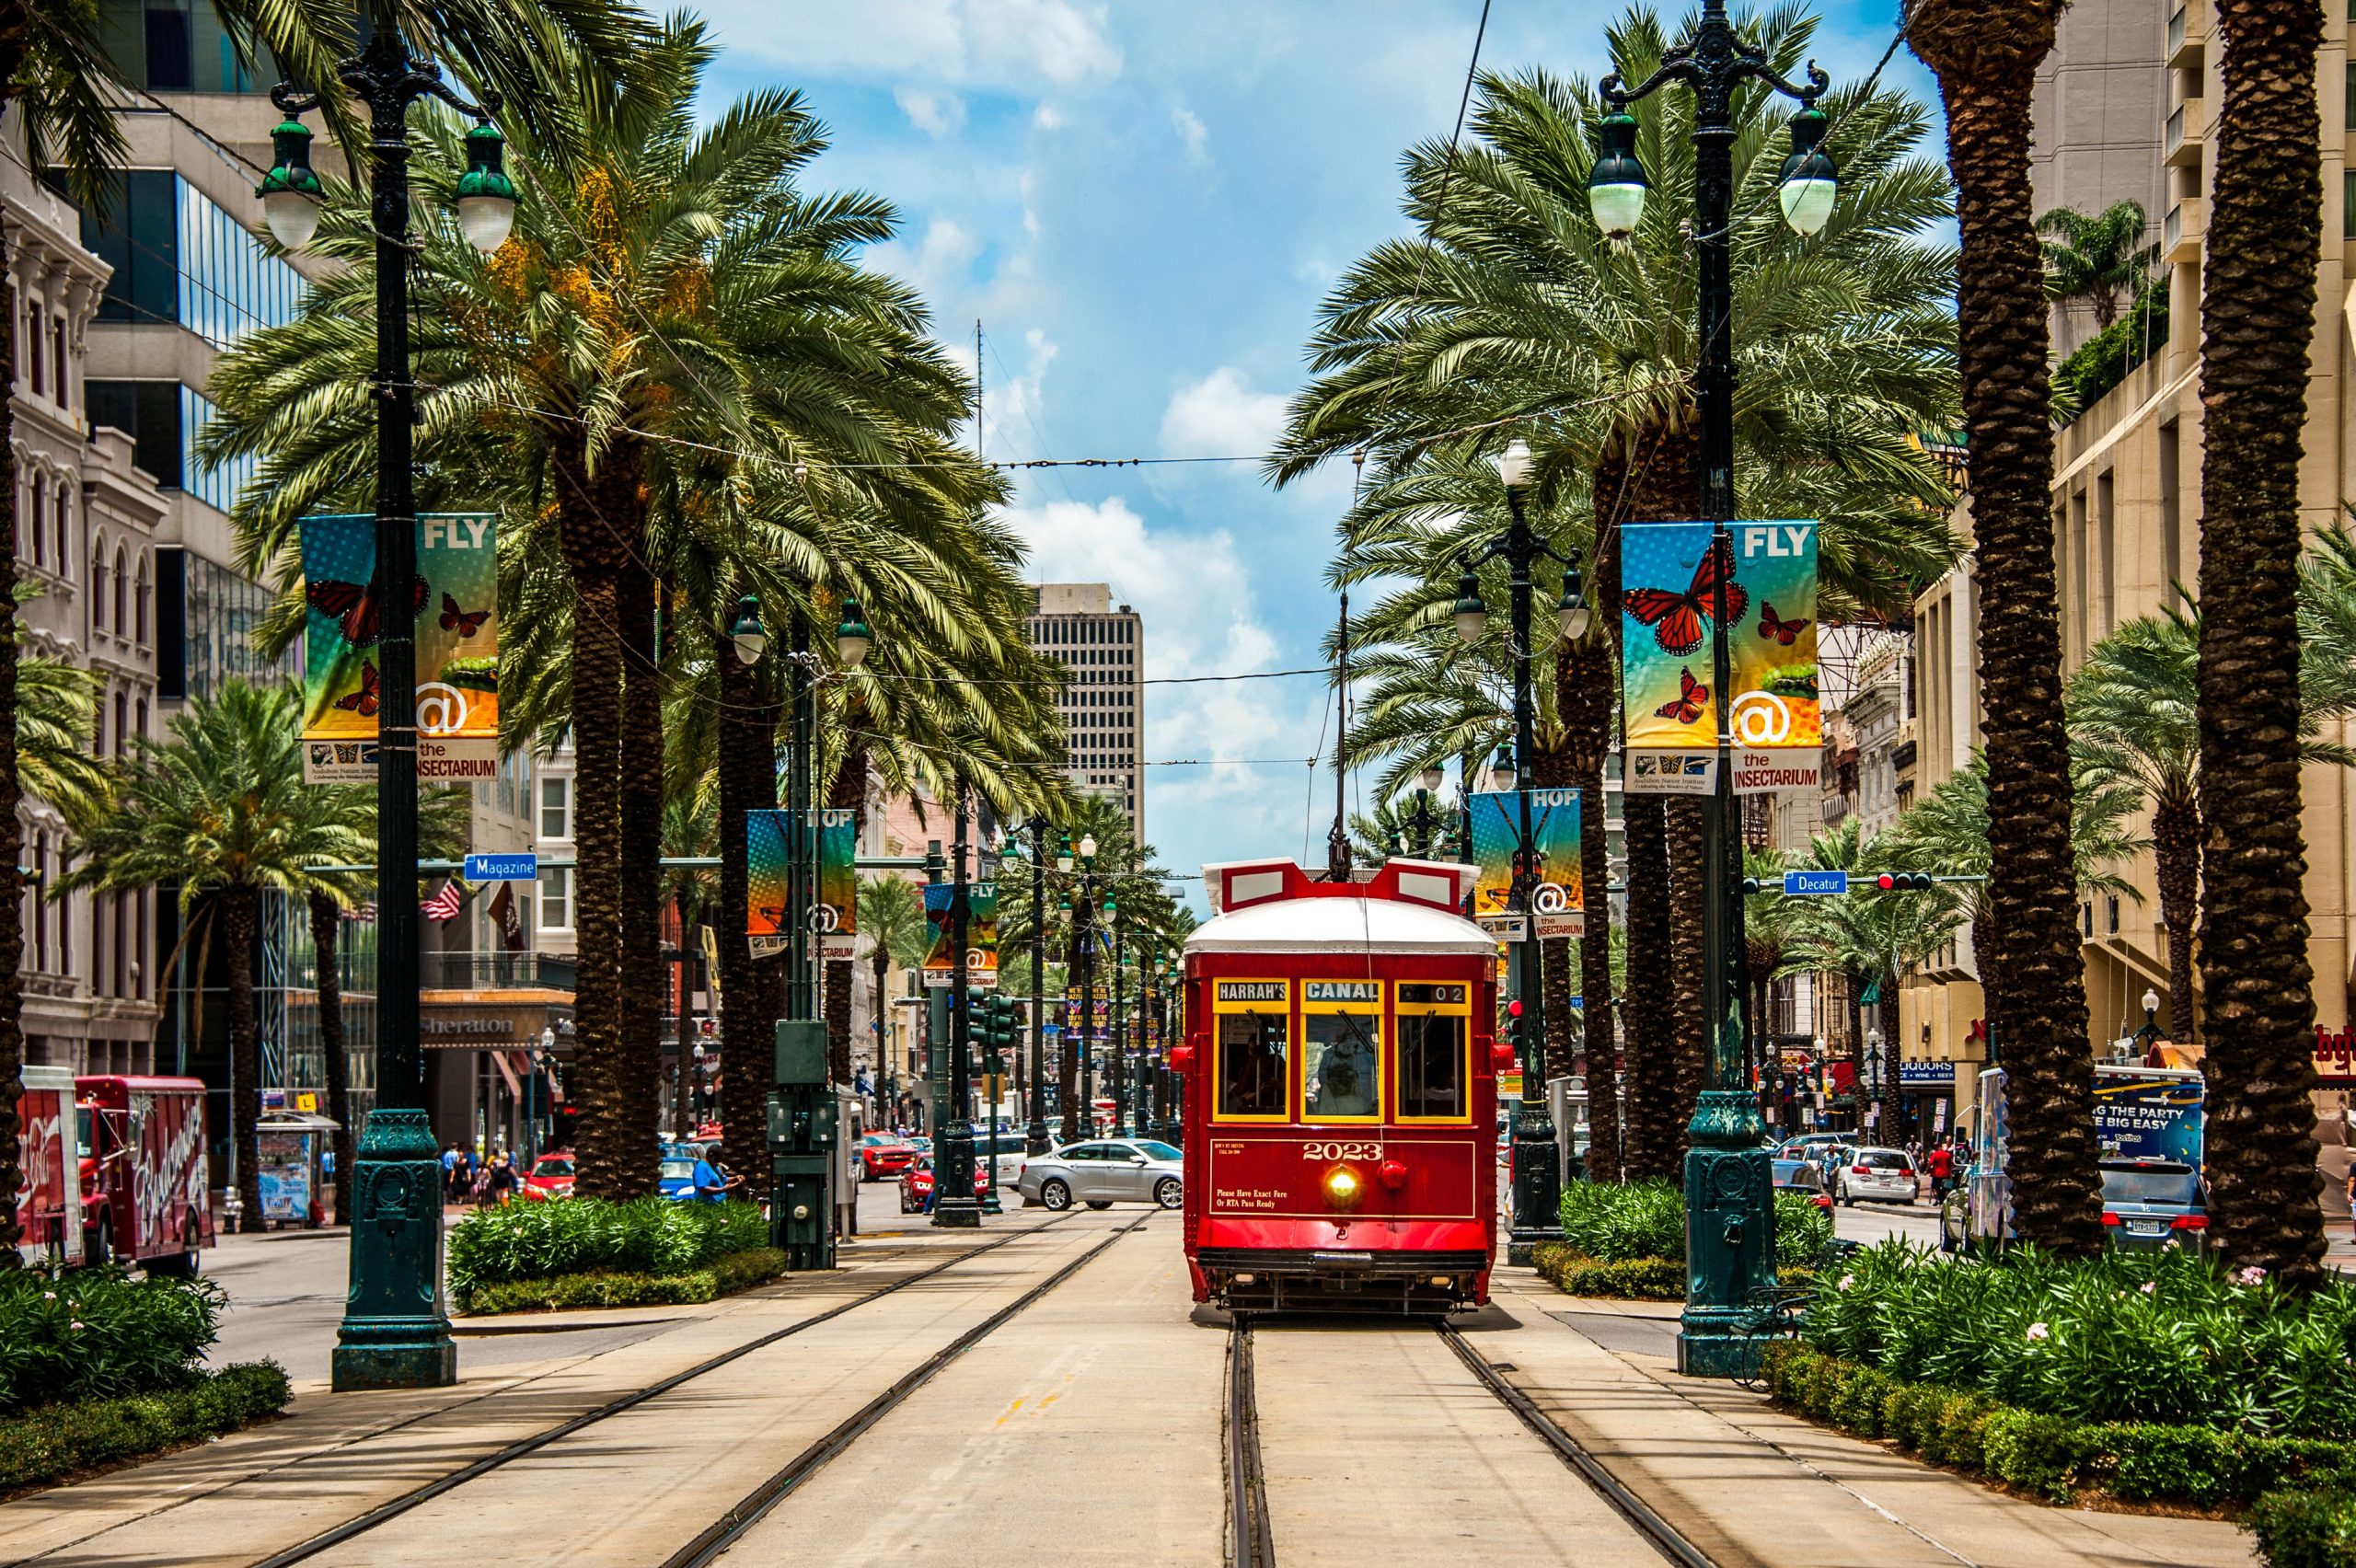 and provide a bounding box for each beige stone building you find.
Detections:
[1905,0,2356,1197]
